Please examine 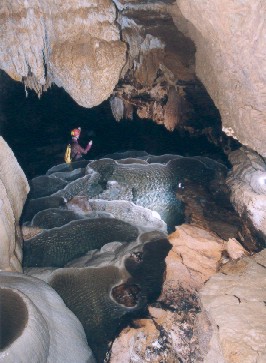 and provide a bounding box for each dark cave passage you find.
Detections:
[0,71,239,179]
